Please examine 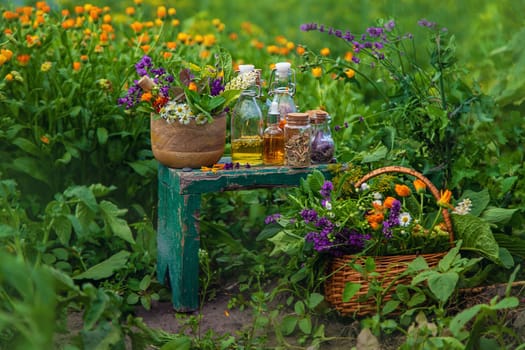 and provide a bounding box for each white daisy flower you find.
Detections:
[399,212,412,227]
